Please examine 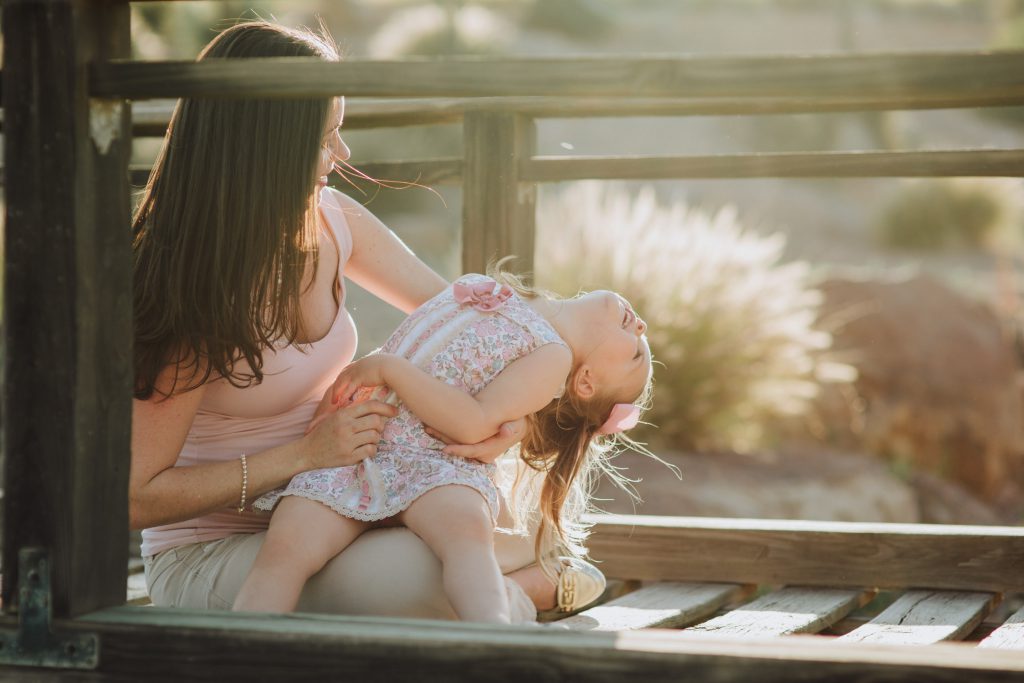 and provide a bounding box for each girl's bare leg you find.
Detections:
[233,496,367,613]
[400,486,510,623]
[507,565,557,611]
